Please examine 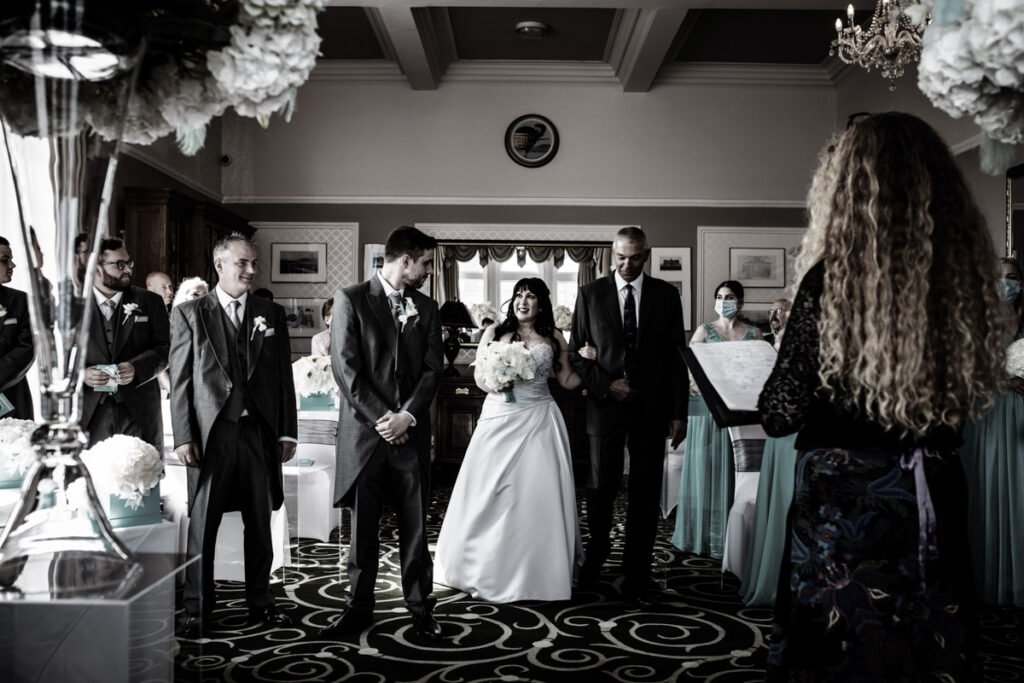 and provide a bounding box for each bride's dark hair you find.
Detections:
[494,277,562,373]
